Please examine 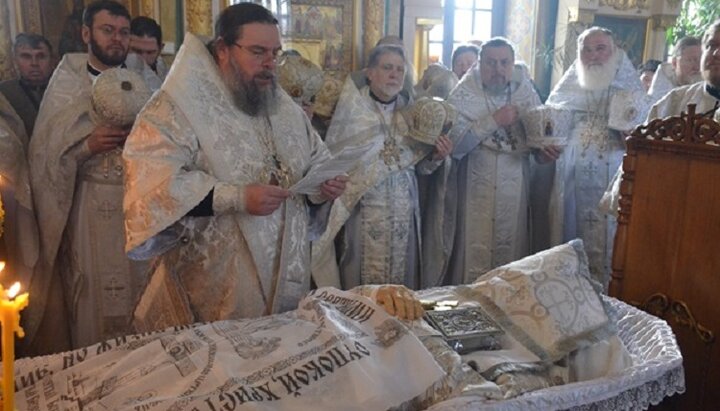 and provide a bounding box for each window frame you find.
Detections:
[429,0,506,68]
